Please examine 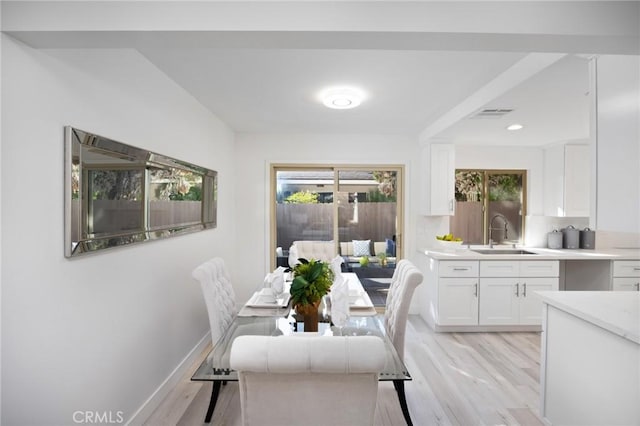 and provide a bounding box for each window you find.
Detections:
[451,170,526,245]
[271,165,403,270]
